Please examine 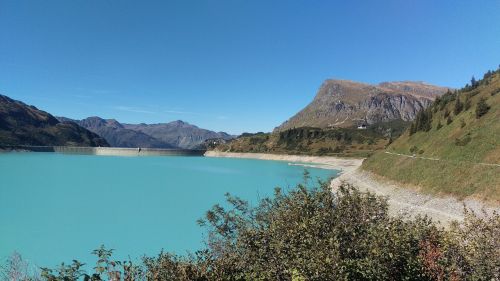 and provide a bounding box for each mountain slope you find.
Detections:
[123,120,234,149]
[59,117,176,148]
[0,94,109,147]
[276,80,449,131]
[211,120,409,157]
[362,68,500,202]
